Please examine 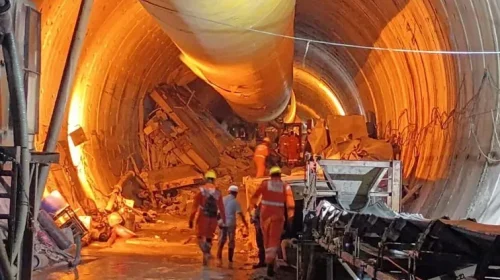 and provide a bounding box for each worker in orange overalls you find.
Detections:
[249,166,295,277]
[253,137,271,177]
[287,131,300,167]
[189,170,227,266]
[278,132,289,164]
